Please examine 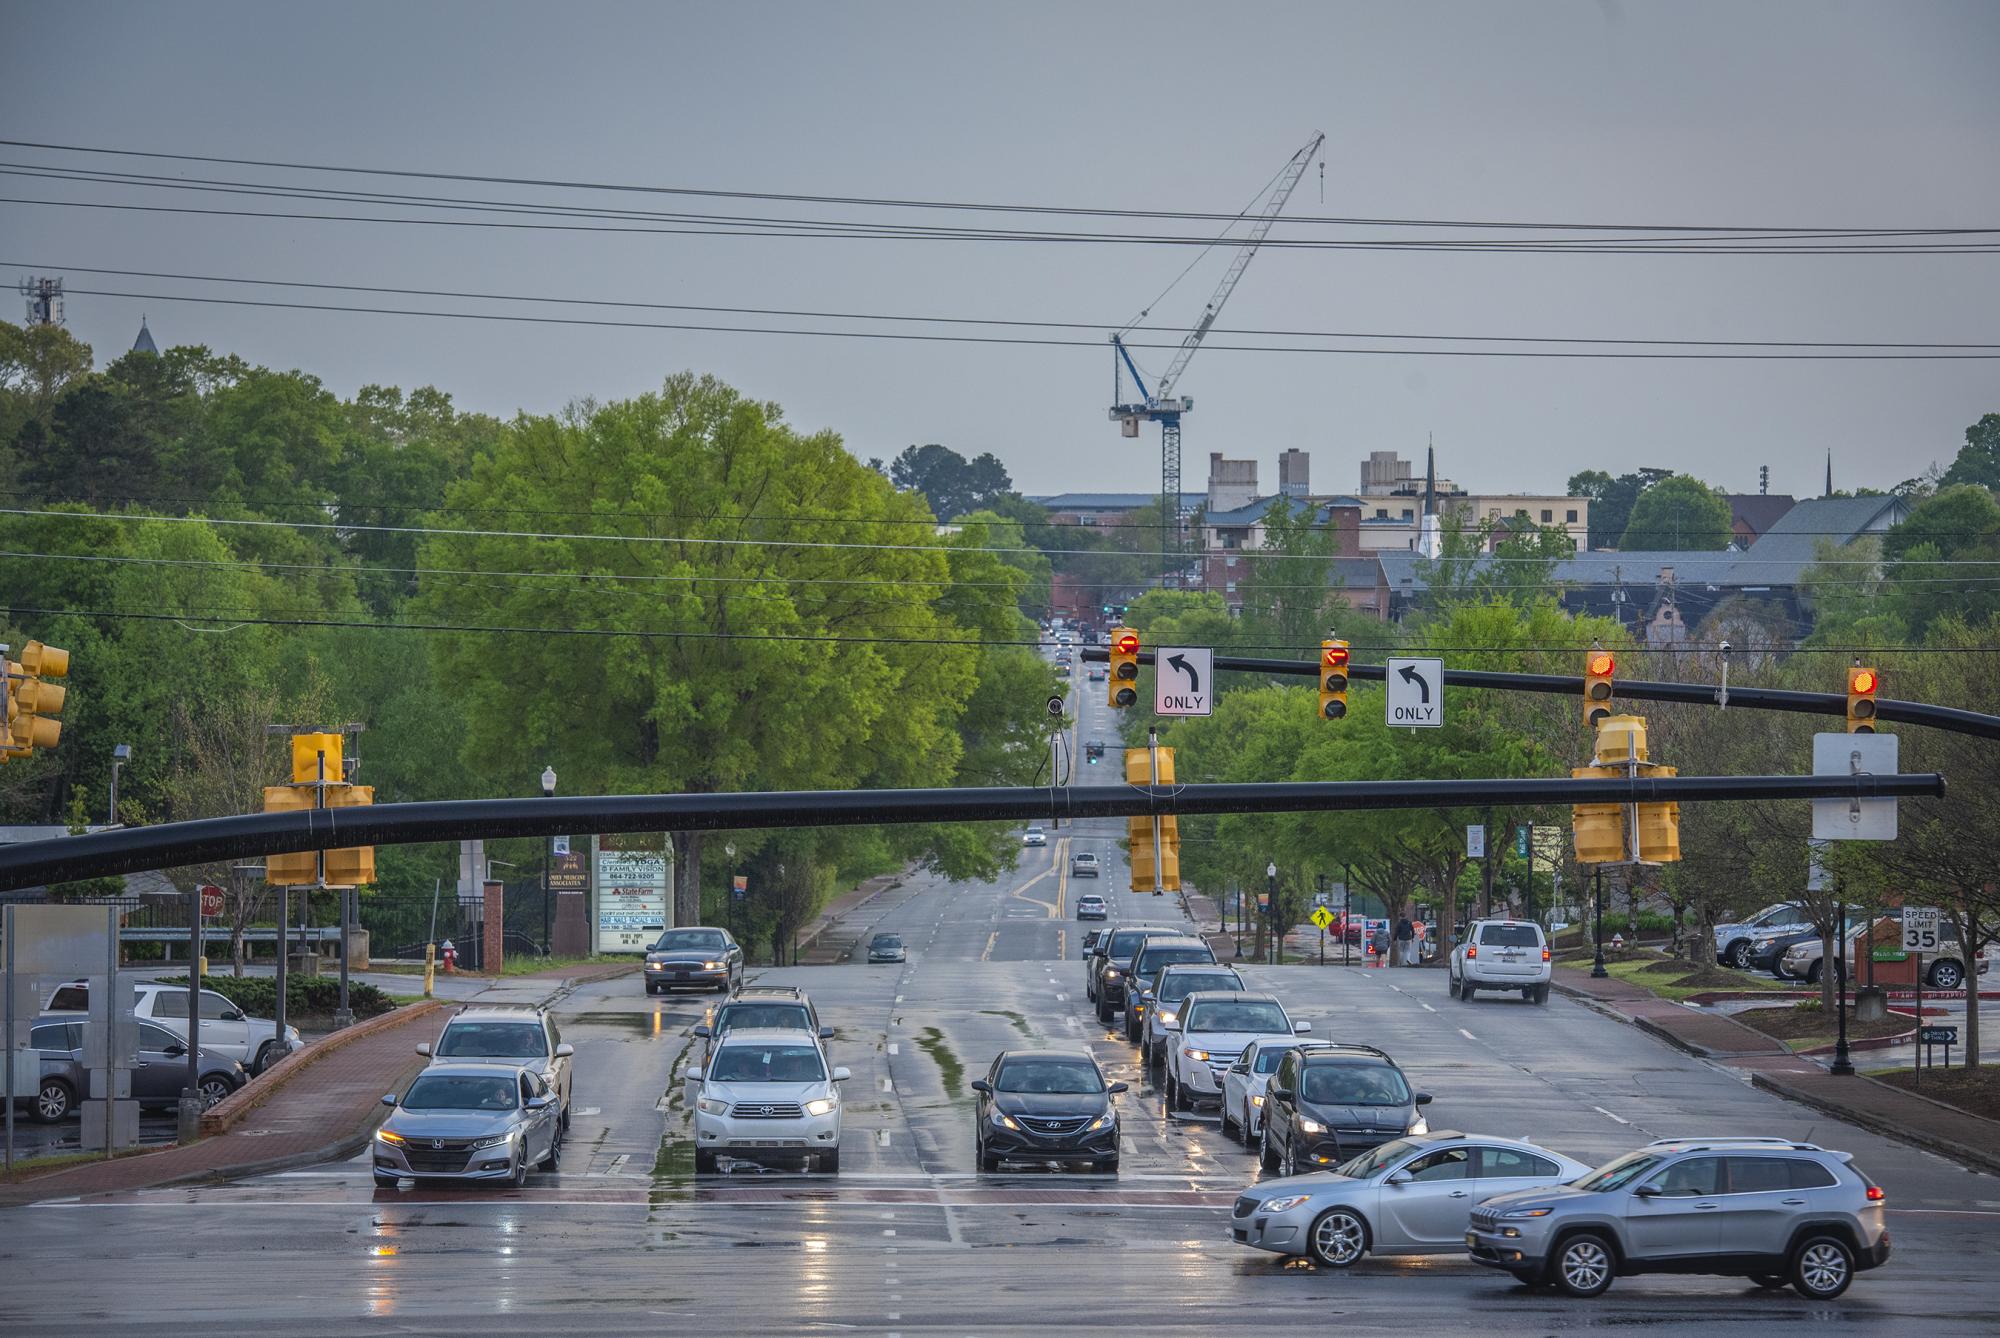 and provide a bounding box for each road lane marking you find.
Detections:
[881,1077,894,1092]
[887,1042,899,1055]
[1418,1002,1437,1013]
[980,931,1000,961]
[1593,1106,1630,1125]
[1055,993,1066,1002]
[1458,1028,1477,1041]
